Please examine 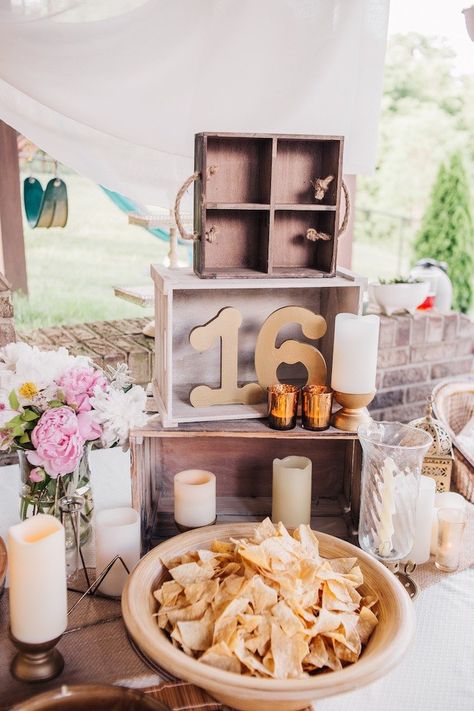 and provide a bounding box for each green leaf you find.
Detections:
[21,410,40,422]
[12,426,25,438]
[18,433,30,444]
[48,400,64,409]
[8,390,20,410]
[5,414,23,428]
